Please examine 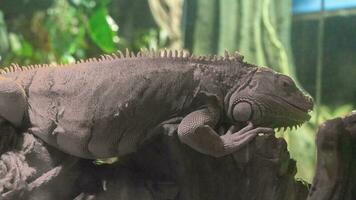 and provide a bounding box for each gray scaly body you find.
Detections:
[0,50,313,159]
